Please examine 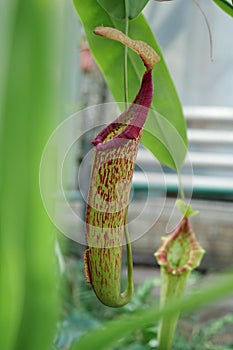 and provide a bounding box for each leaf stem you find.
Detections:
[158,270,190,350]
[178,172,185,202]
[124,1,129,106]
